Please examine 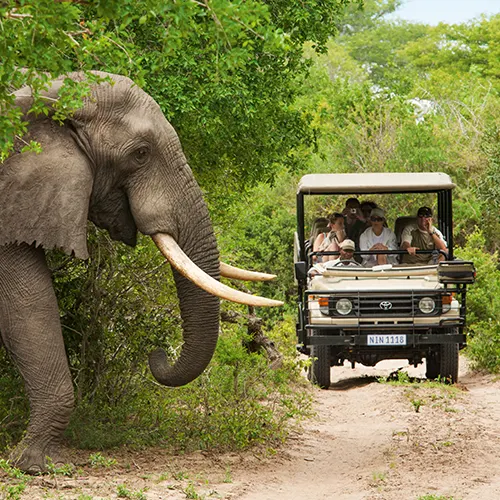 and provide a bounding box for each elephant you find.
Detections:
[0,71,282,472]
